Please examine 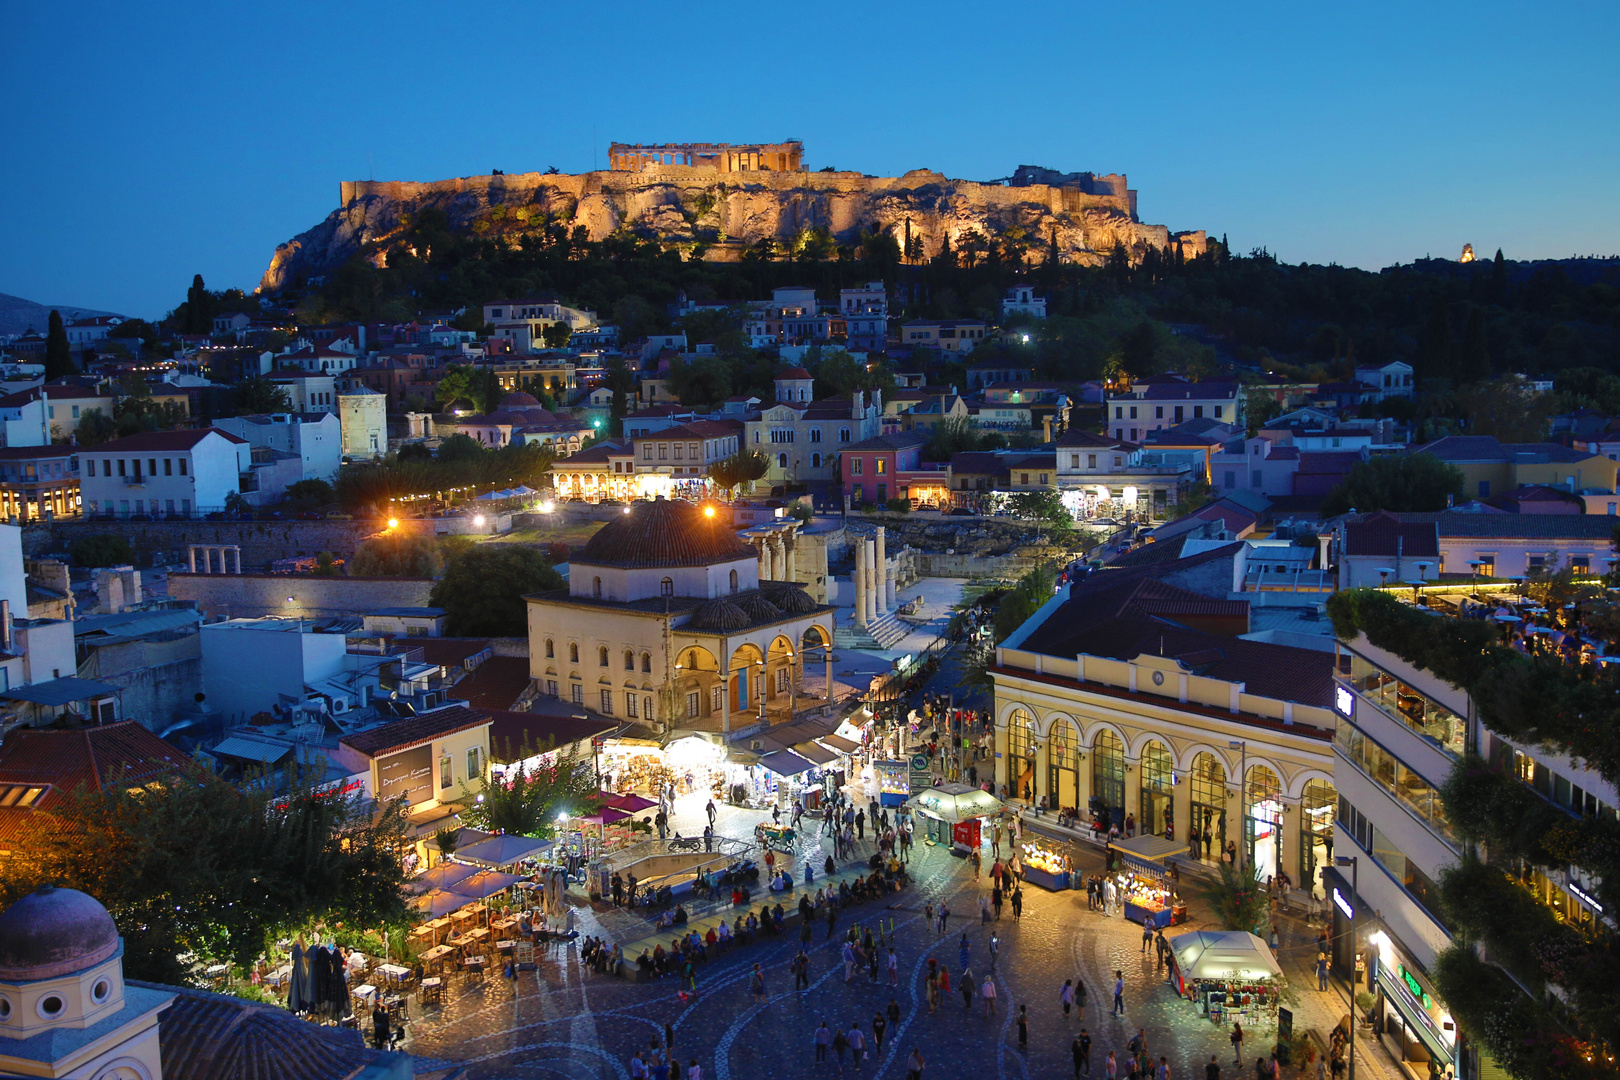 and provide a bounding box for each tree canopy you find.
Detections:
[457,739,599,837]
[346,531,445,578]
[706,449,770,497]
[0,762,410,984]
[429,545,565,636]
[44,310,75,381]
[1320,453,1465,516]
